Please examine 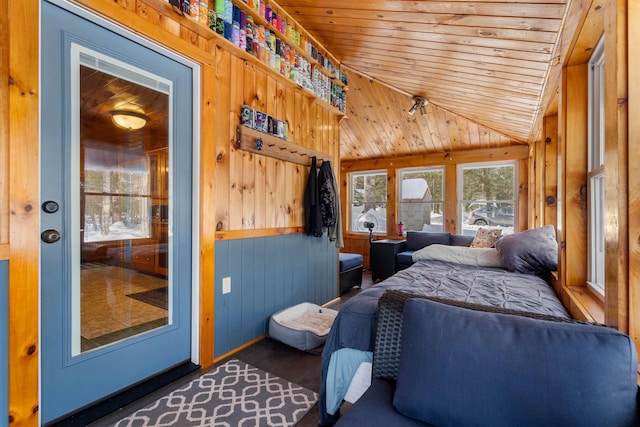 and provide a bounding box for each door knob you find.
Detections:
[41,229,61,243]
